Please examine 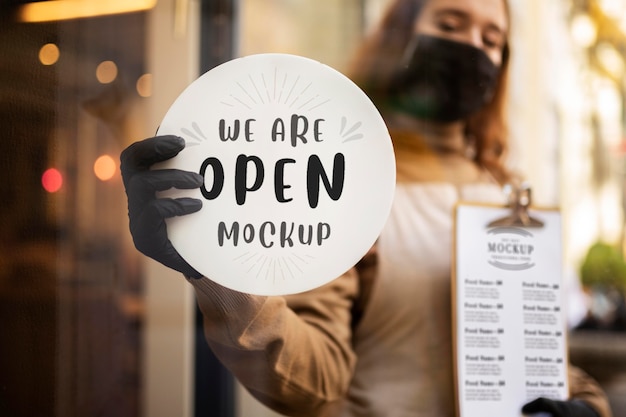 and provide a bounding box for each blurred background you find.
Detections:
[1,0,626,416]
